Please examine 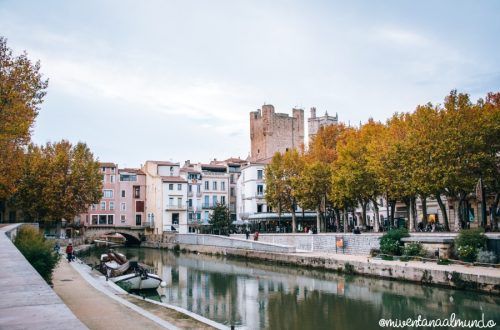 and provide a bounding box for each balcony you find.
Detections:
[196,192,202,197]
[165,203,186,211]
[202,203,215,209]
